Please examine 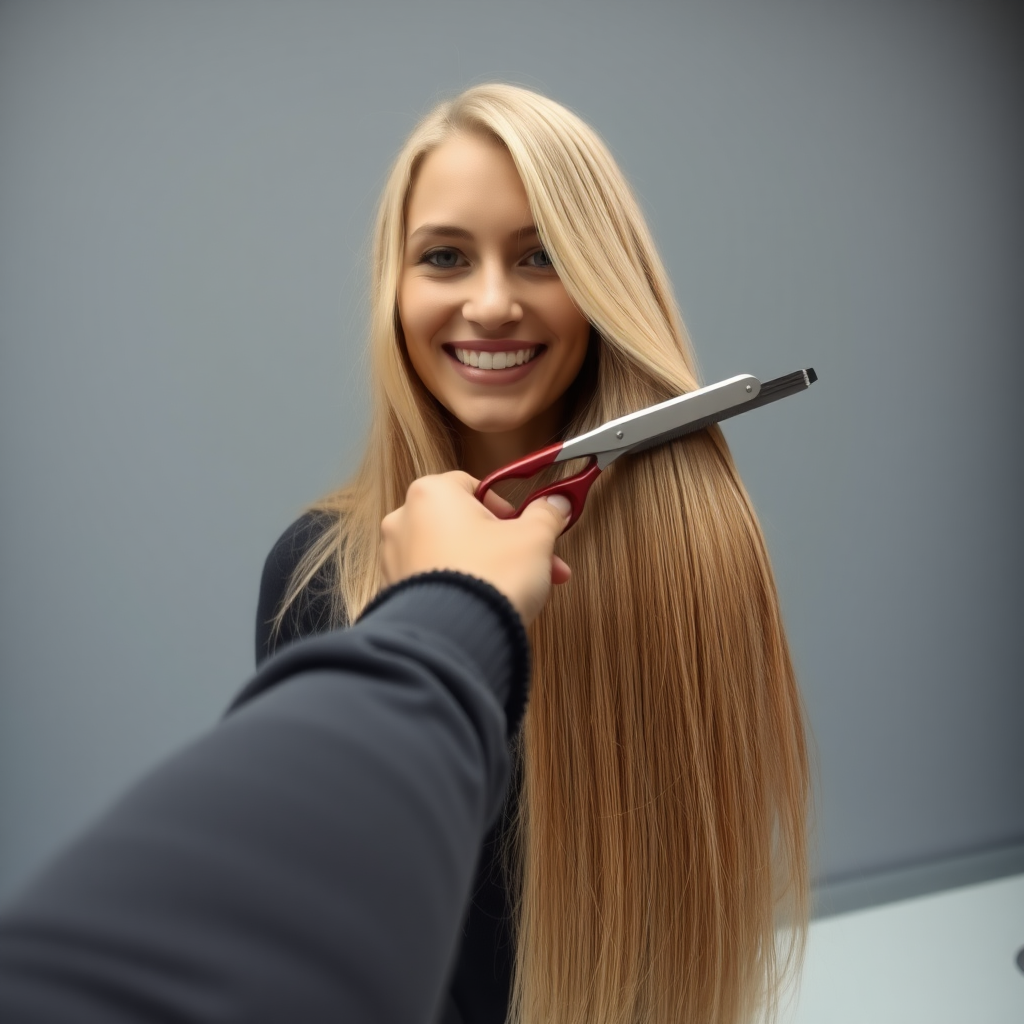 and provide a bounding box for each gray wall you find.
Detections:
[1,0,1021,906]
